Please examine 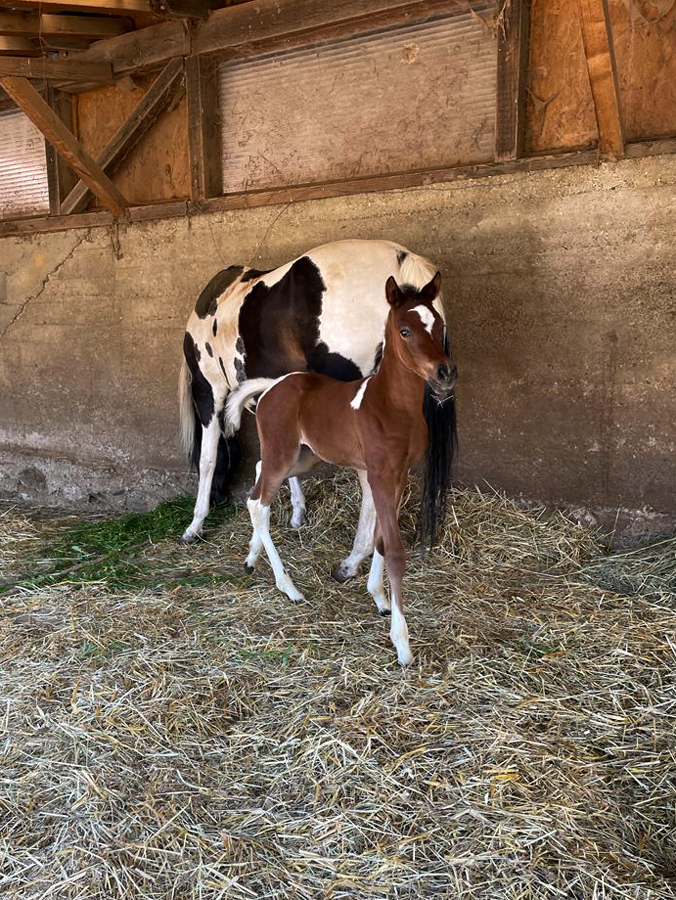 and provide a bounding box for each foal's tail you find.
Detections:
[224,378,277,437]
